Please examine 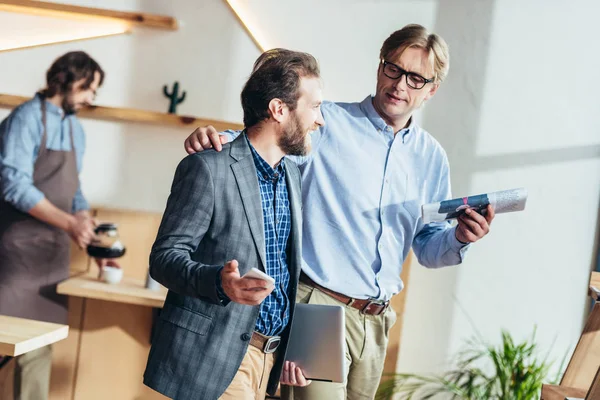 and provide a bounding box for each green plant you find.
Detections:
[376,329,564,400]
